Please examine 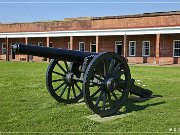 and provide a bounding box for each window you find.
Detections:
[79,42,85,51]
[2,43,6,55]
[38,42,43,46]
[129,41,136,56]
[173,40,180,57]
[68,42,70,50]
[91,42,96,52]
[142,41,150,56]
[115,41,122,55]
